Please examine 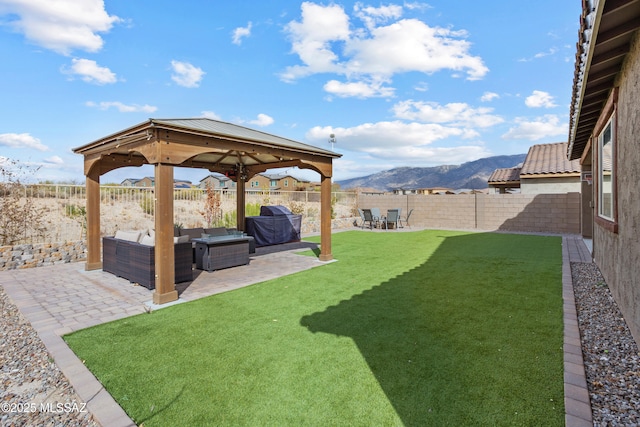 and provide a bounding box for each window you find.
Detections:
[270,180,277,187]
[597,118,615,221]
[593,87,618,233]
[284,179,289,187]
